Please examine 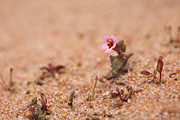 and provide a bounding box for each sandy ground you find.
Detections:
[0,0,180,119]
